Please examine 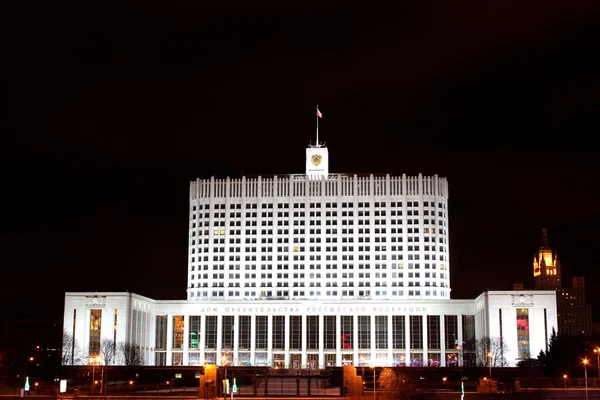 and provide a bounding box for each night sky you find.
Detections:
[3,1,600,324]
